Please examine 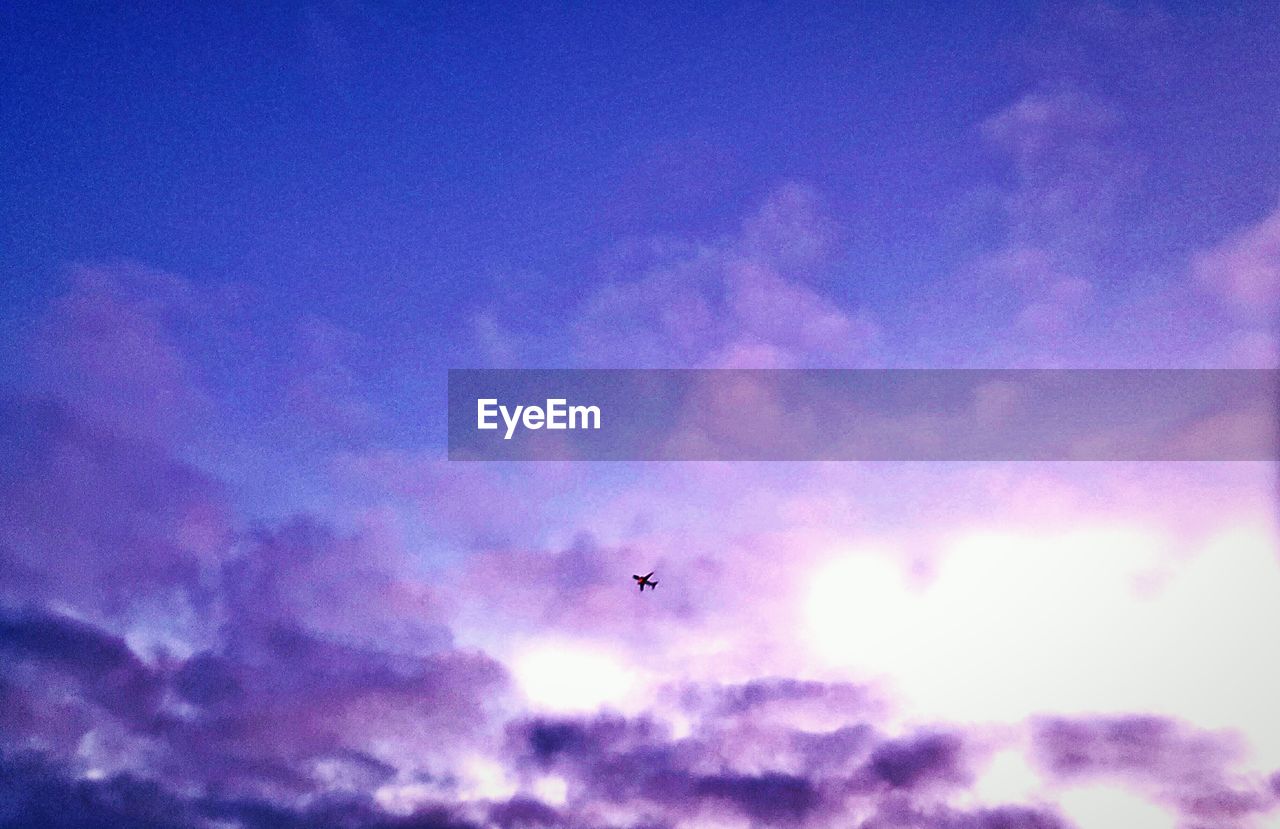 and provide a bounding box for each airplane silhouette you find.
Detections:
[633,571,658,591]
